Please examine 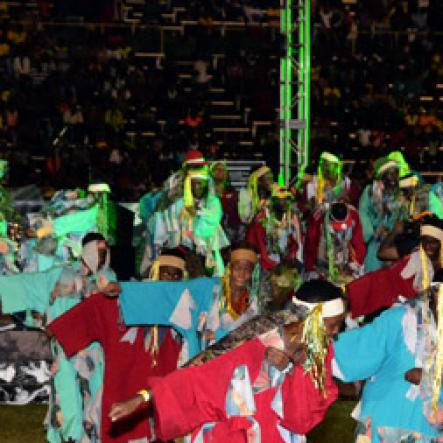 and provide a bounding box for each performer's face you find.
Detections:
[282,321,306,364]
[381,168,399,190]
[191,178,208,200]
[212,164,226,183]
[322,161,339,182]
[323,313,345,339]
[230,259,254,289]
[258,171,273,193]
[421,235,441,261]
[159,265,183,281]
[97,242,108,268]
